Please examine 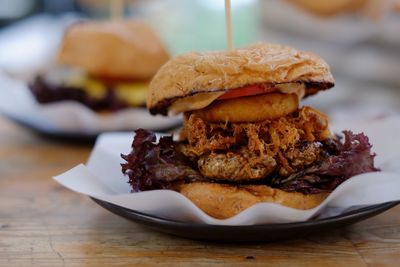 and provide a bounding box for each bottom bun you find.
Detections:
[177,182,328,219]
